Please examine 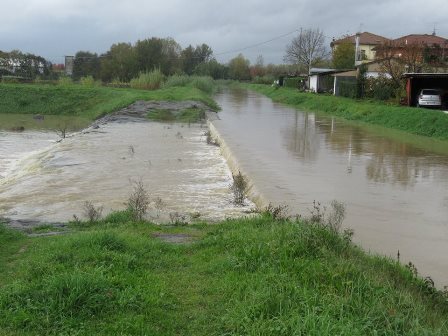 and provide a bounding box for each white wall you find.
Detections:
[309,75,318,92]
